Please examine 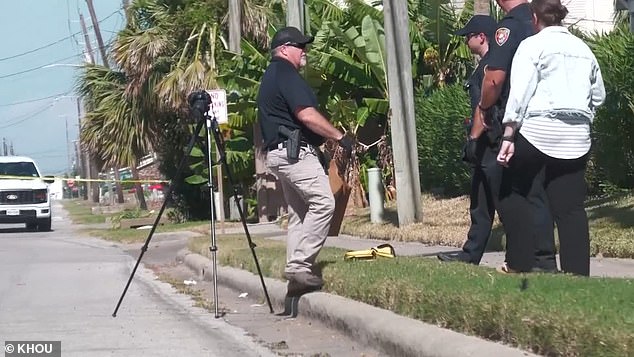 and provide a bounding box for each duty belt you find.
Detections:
[266,141,312,151]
